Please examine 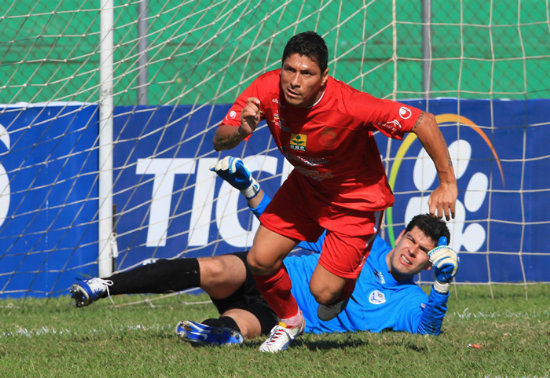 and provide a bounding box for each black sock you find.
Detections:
[202,316,241,334]
[106,258,200,295]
